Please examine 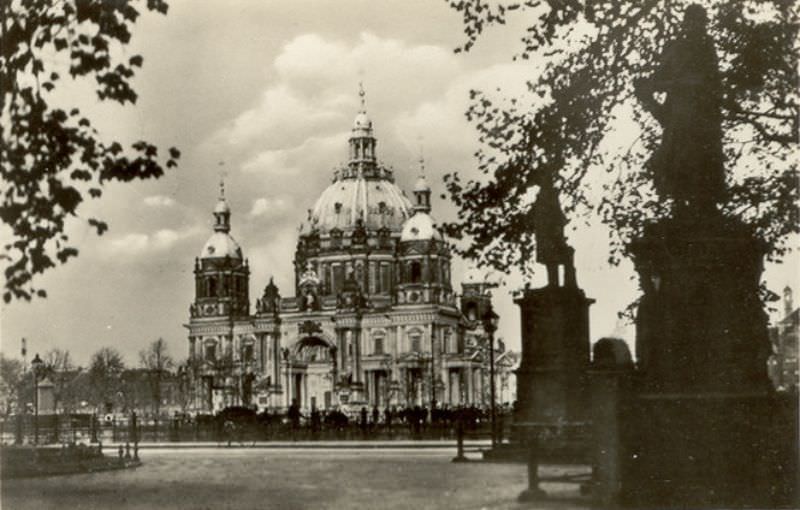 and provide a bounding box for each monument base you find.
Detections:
[619,392,798,508]
[517,487,547,502]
